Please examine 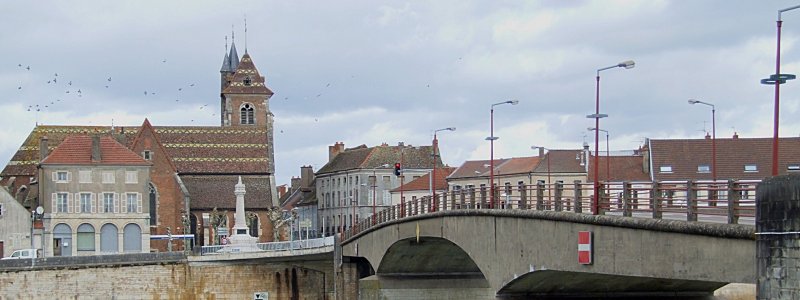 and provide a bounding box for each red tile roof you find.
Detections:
[532,150,586,173]
[649,137,800,181]
[448,156,541,180]
[392,167,456,192]
[41,135,149,166]
[448,159,507,179]
[588,155,649,182]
